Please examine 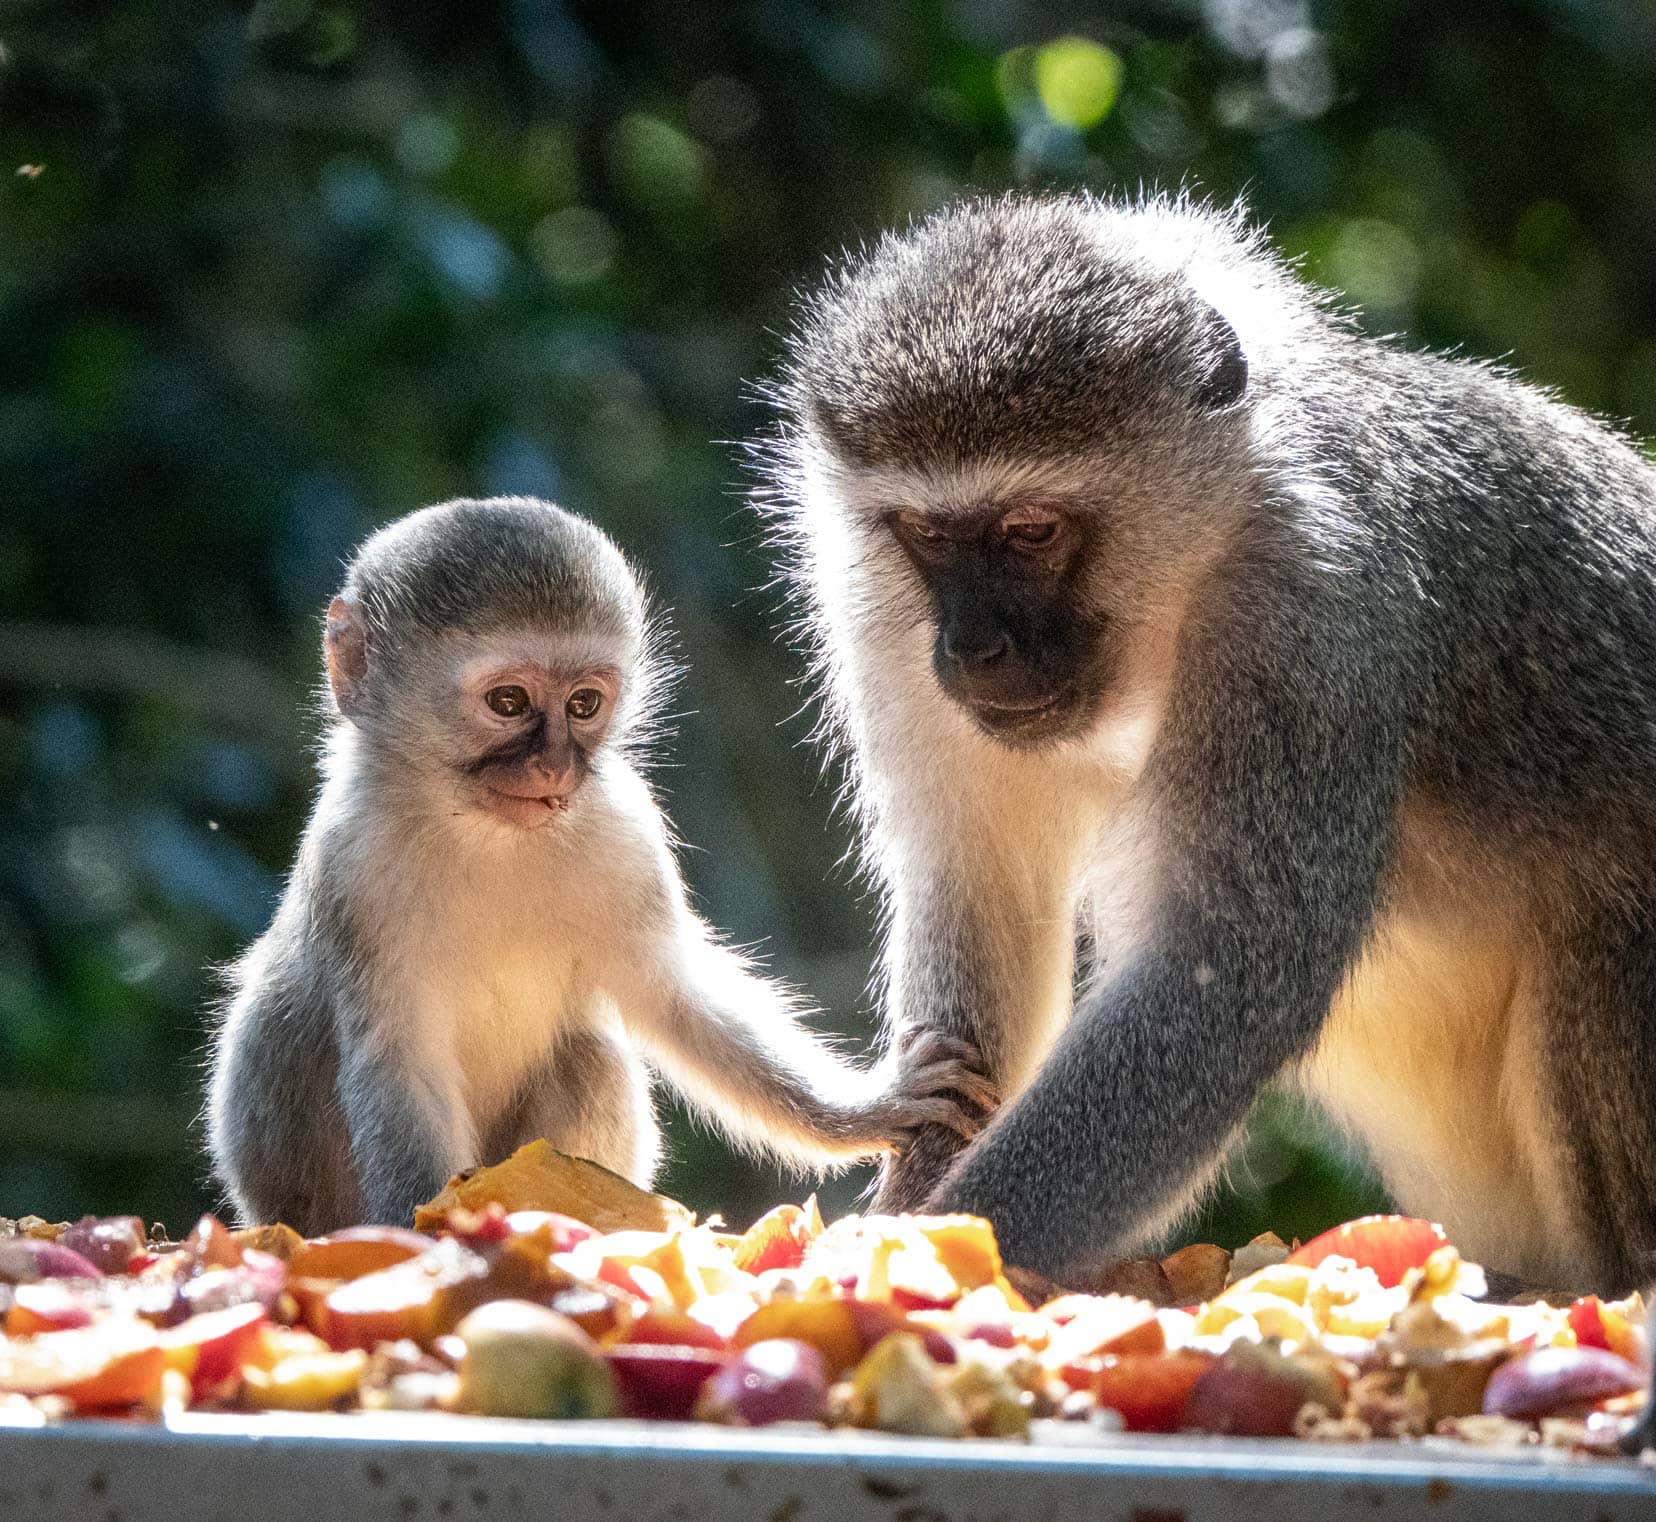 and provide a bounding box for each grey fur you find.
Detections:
[208,888,364,1231]
[794,204,1246,472]
[478,1029,659,1184]
[763,192,1656,1333]
[343,496,645,655]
